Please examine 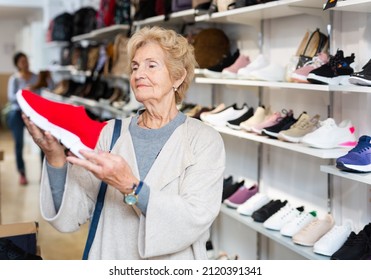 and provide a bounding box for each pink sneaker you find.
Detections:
[223,184,258,209]
[291,52,329,83]
[222,54,251,79]
[17,89,108,159]
[251,111,283,135]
